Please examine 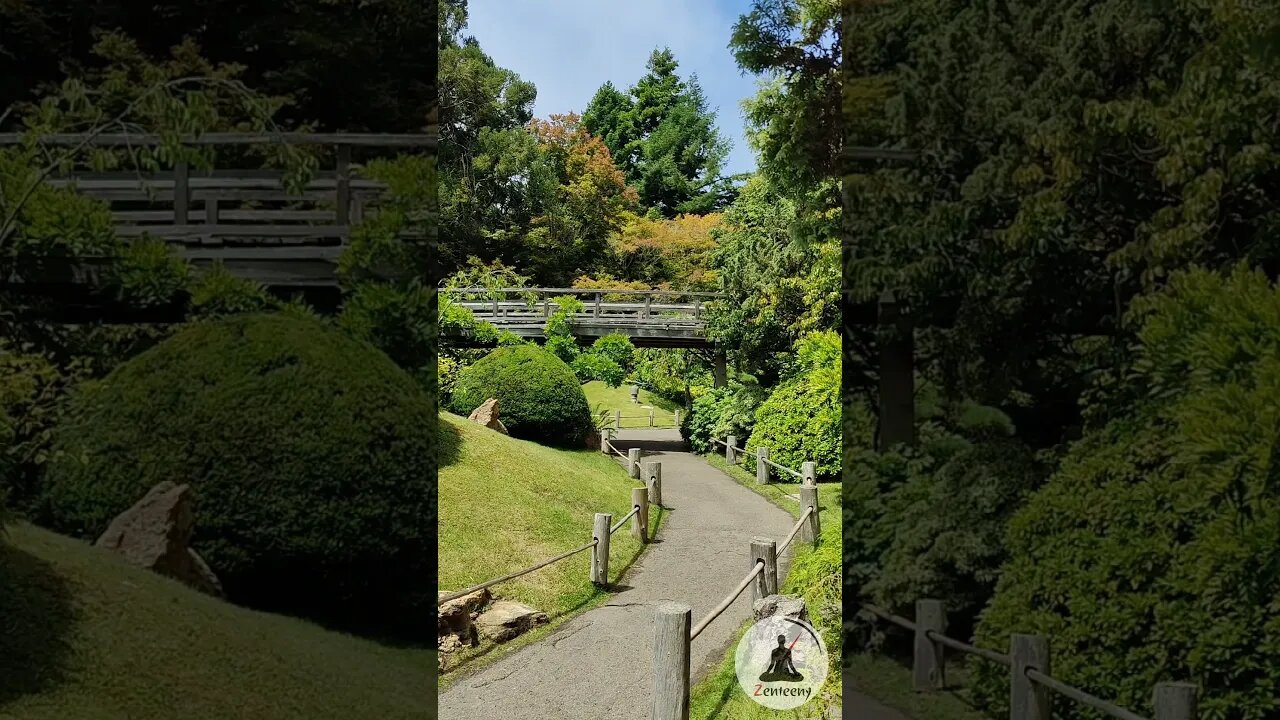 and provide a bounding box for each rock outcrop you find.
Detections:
[475,600,548,643]
[752,594,809,624]
[94,481,224,597]
[438,588,489,651]
[467,398,508,434]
